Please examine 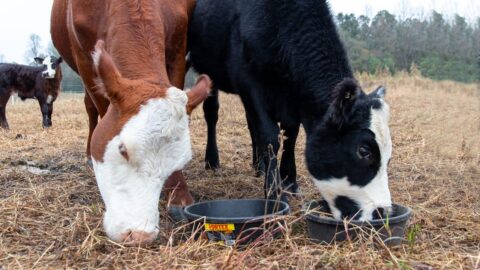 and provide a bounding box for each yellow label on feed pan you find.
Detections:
[204,223,235,232]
